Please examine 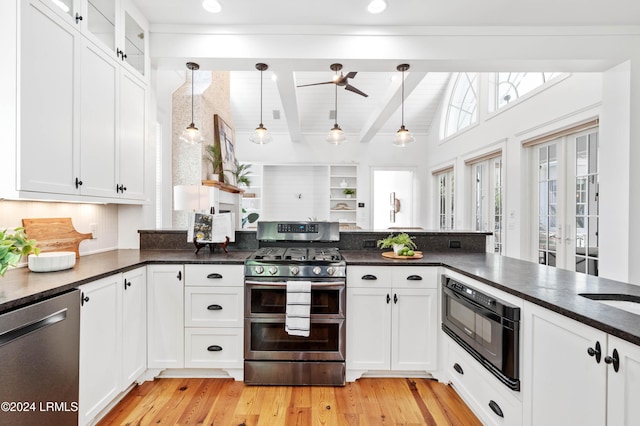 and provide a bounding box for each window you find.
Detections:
[435,169,455,230]
[470,154,503,254]
[530,126,599,276]
[442,73,478,138]
[494,72,562,110]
